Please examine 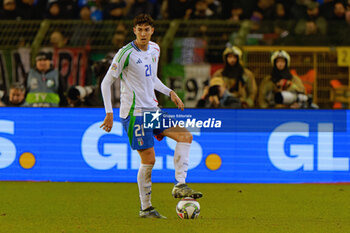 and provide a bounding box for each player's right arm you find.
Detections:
[100,48,130,132]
